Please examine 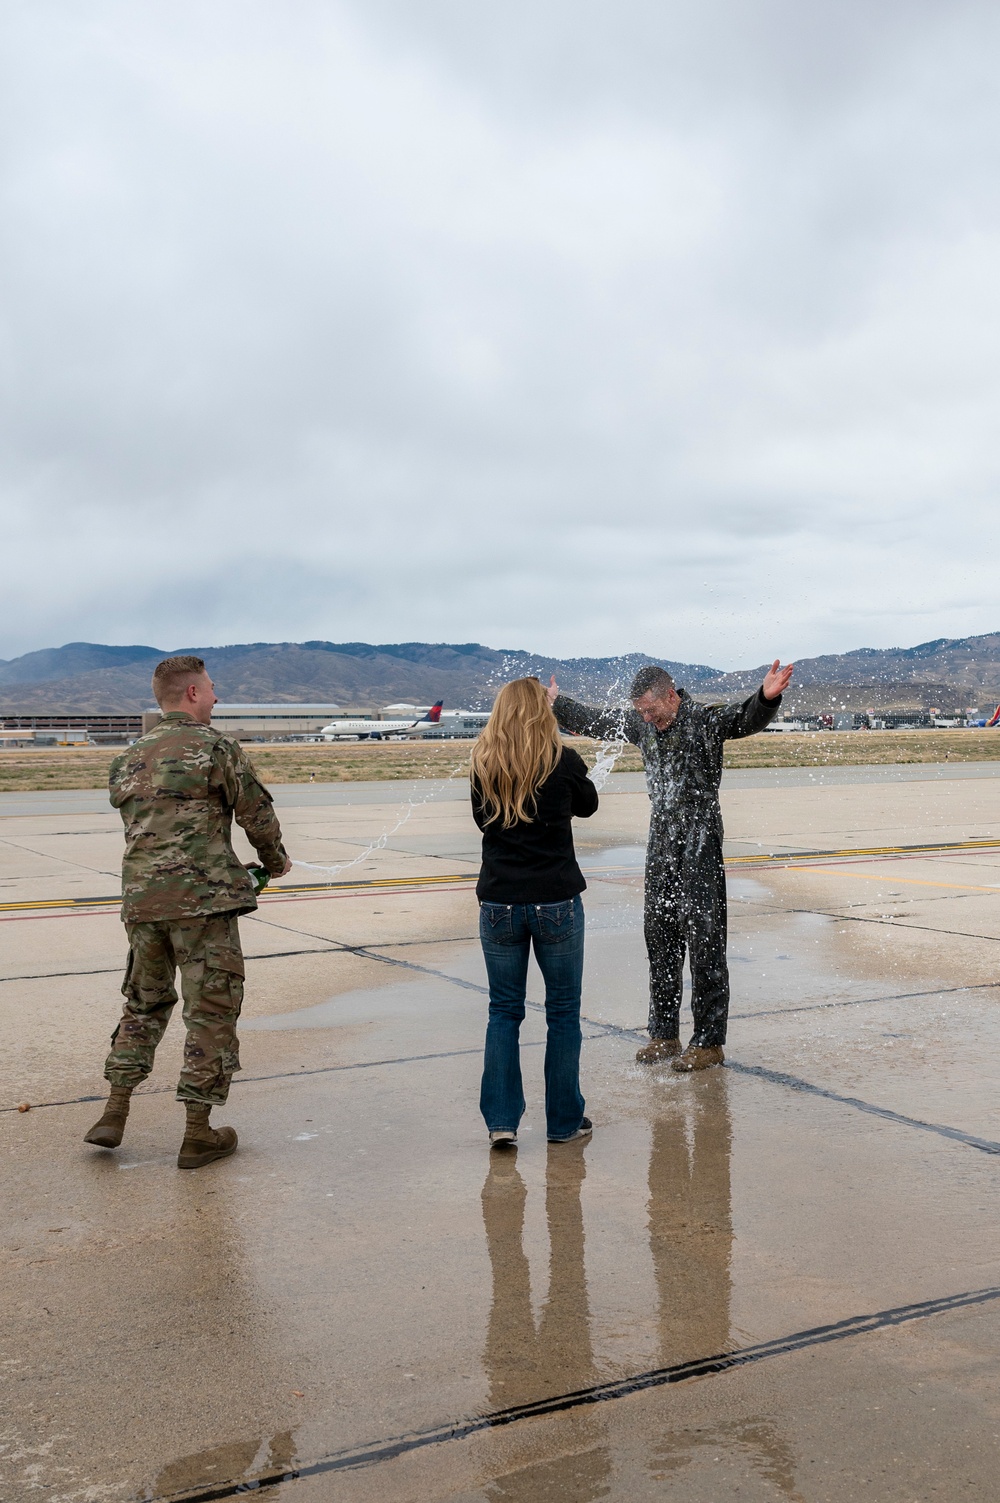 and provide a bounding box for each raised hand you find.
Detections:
[762,660,794,701]
[546,674,559,706]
